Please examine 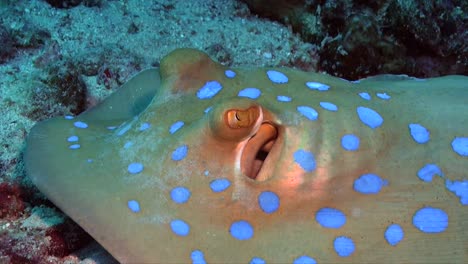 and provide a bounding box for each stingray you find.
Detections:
[25,48,468,263]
